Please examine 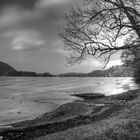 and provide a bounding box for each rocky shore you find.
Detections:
[0,89,140,140]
